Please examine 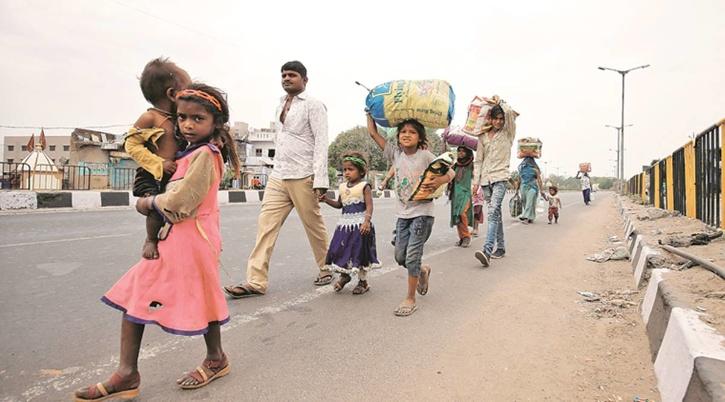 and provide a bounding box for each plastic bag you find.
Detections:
[509,192,522,218]
[365,80,455,129]
[410,151,454,201]
[462,96,496,135]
